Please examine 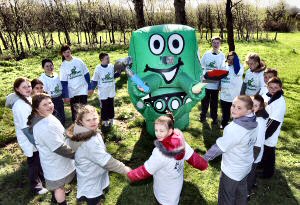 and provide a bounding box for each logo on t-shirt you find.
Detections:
[101,73,114,83]
[174,161,184,173]
[247,78,256,90]
[208,61,217,70]
[69,66,82,79]
[50,84,62,96]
